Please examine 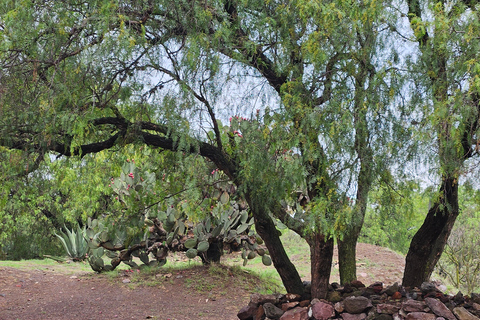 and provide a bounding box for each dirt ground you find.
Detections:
[0,243,406,320]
